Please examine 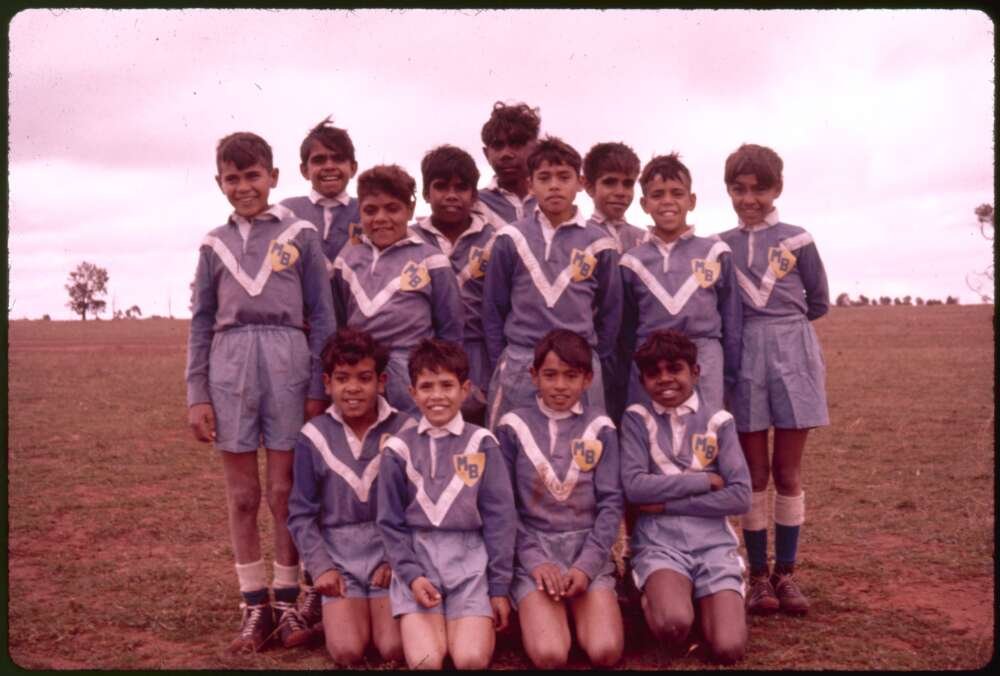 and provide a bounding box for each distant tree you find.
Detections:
[856,294,870,307]
[835,292,851,307]
[903,295,912,306]
[893,297,902,305]
[42,314,51,321]
[945,296,959,305]
[967,204,994,303]
[927,298,942,306]
[126,305,142,319]
[879,296,892,306]
[65,262,109,320]
[916,297,924,306]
